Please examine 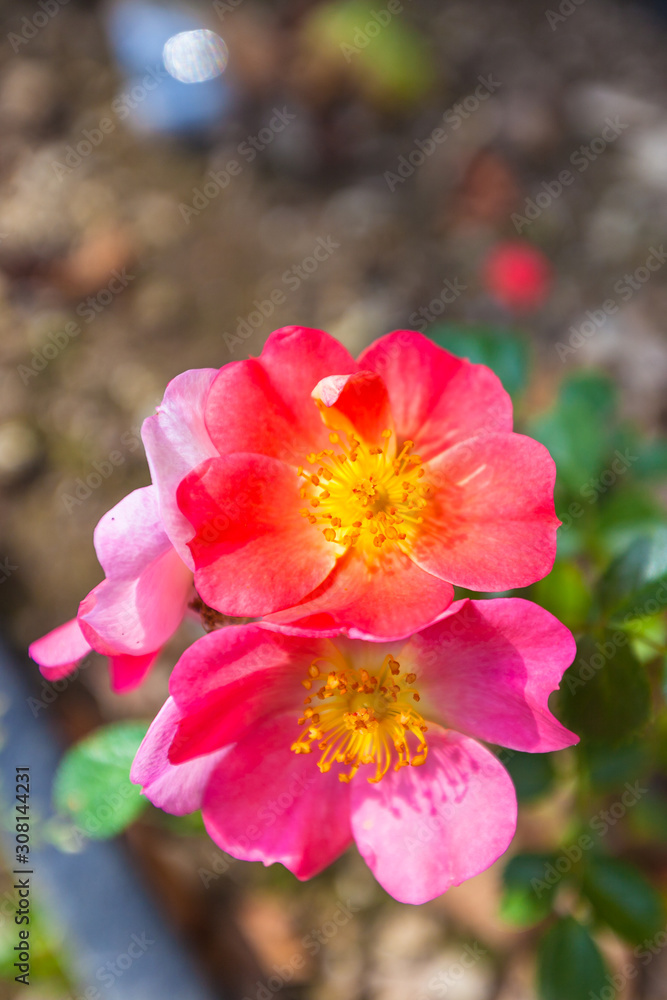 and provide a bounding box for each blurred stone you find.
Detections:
[0,418,41,484]
[0,59,59,131]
